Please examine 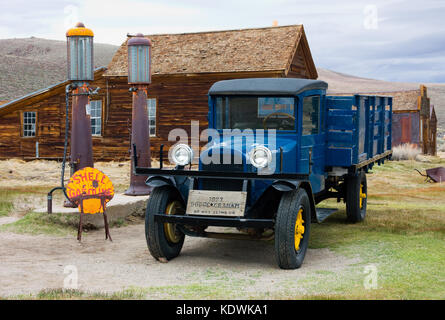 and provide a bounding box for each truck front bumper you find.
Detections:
[154,213,275,228]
